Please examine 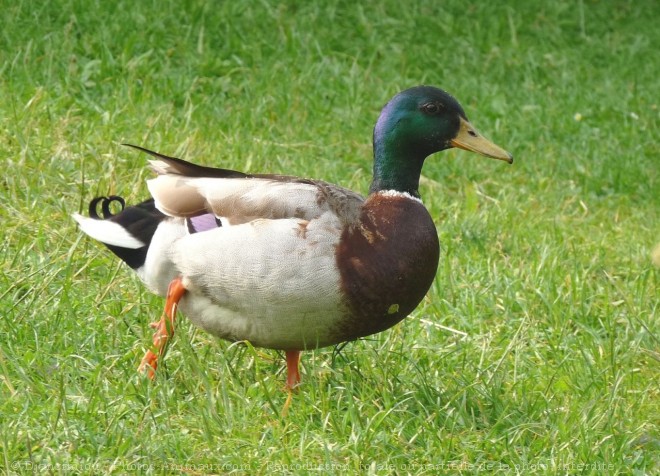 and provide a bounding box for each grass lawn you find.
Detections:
[1,0,658,474]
